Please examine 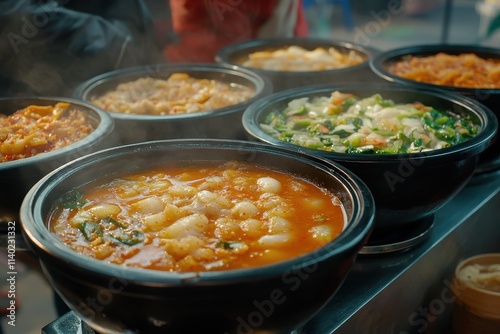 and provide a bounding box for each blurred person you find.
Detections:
[164,0,309,63]
[403,0,437,15]
[0,0,164,97]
